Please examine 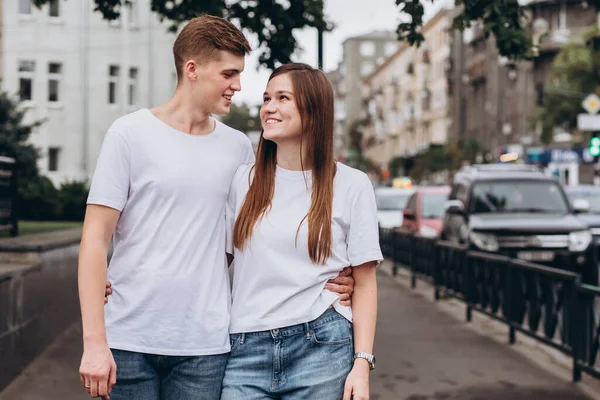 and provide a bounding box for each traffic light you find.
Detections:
[590,136,600,157]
